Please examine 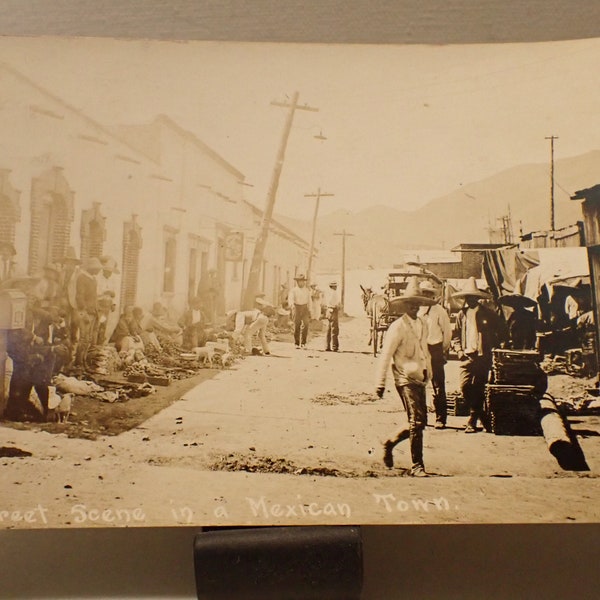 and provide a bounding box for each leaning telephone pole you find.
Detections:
[304,188,334,282]
[333,230,354,314]
[546,135,558,231]
[242,92,318,309]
